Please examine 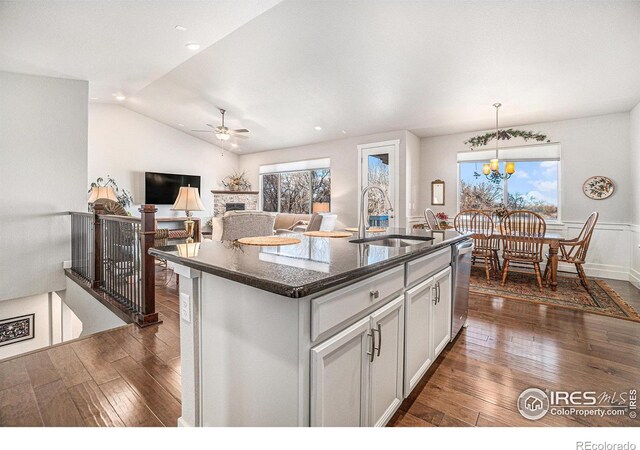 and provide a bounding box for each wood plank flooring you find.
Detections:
[0,267,181,427]
[388,277,640,427]
[1,266,638,427]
